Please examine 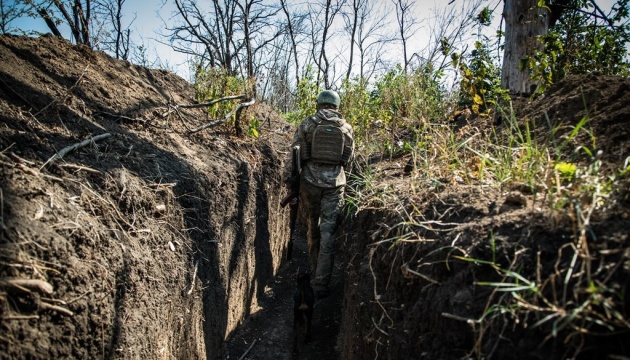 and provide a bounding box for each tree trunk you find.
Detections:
[501,0,550,95]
